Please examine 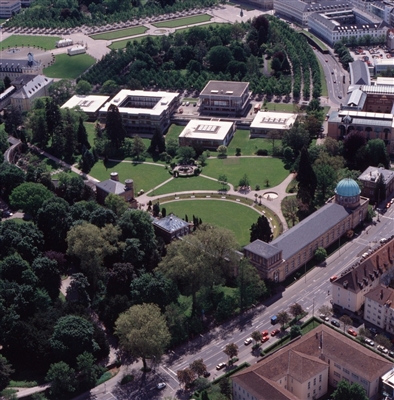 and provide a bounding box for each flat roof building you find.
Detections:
[199,81,250,117]
[61,95,110,121]
[178,120,235,150]
[98,89,180,136]
[358,166,394,204]
[250,111,297,137]
[232,324,393,400]
[0,0,20,18]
